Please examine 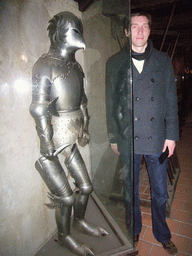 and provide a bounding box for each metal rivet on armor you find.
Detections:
[151,97,154,101]
[151,78,155,82]
[148,136,152,140]
[135,97,140,101]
